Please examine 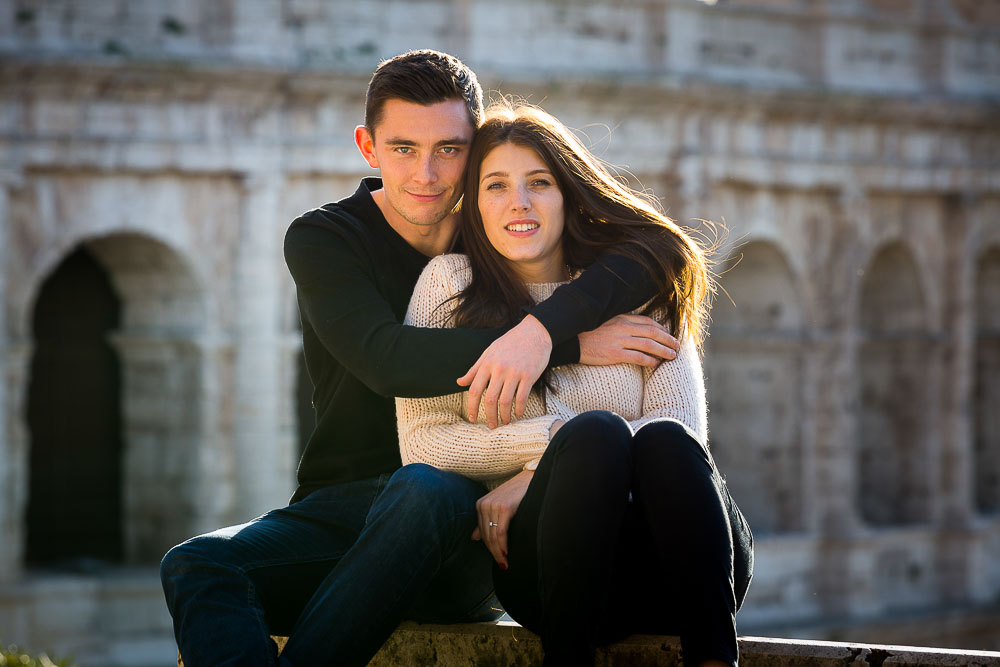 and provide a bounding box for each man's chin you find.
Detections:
[405,209,456,227]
